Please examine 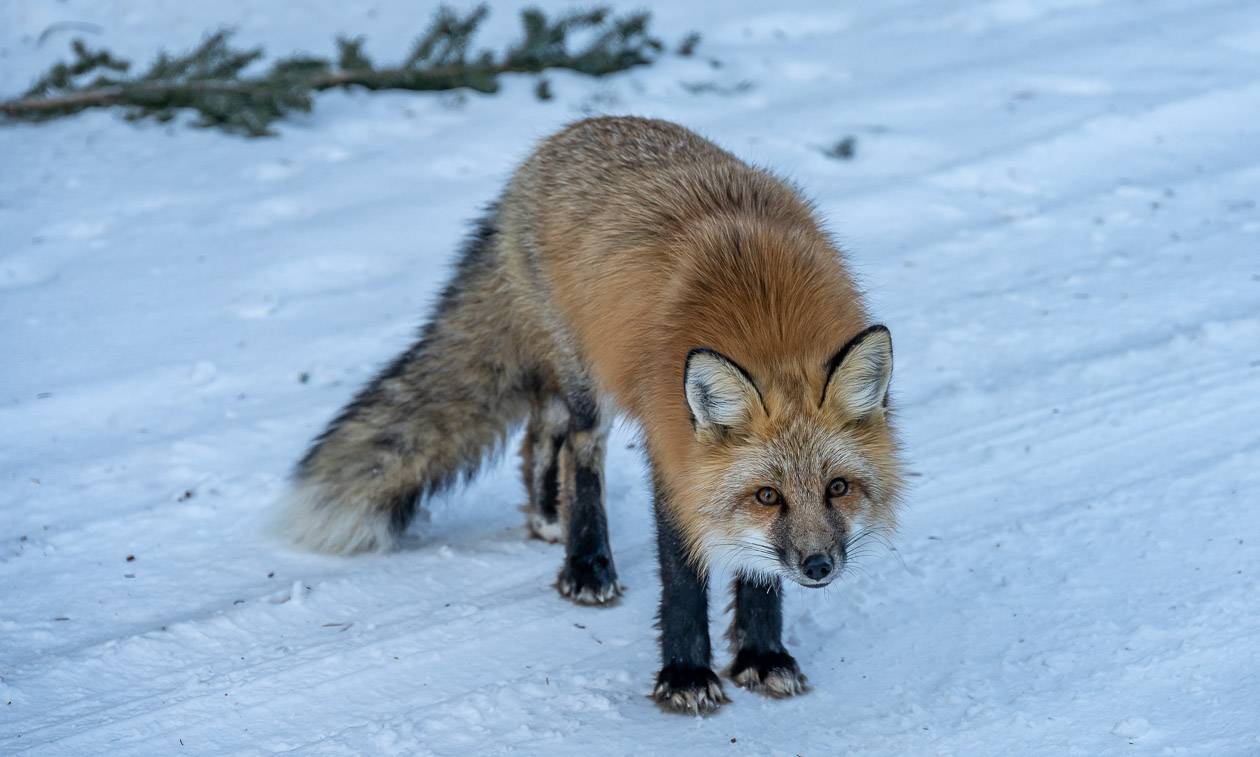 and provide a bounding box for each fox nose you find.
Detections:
[801,553,834,581]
